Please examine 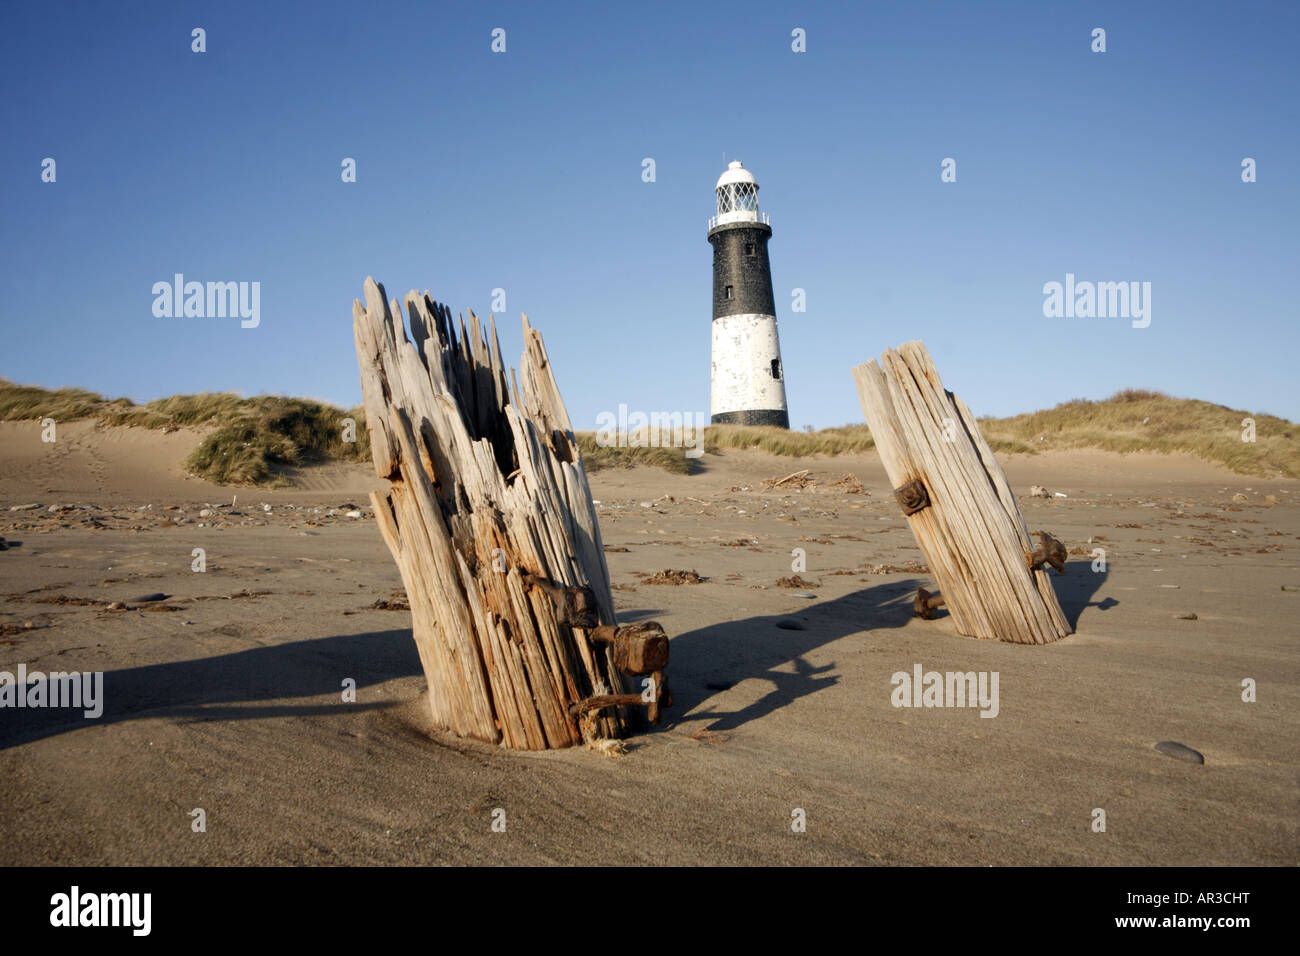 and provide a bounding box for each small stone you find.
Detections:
[639,501,651,508]
[1028,485,1051,498]
[1231,493,1248,503]
[346,510,363,518]
[10,503,40,511]
[1176,612,1198,620]
[1264,494,1278,505]
[1155,741,1204,764]
[199,509,213,518]
[130,593,169,603]
[106,601,129,611]
[792,592,817,599]
[775,618,805,630]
